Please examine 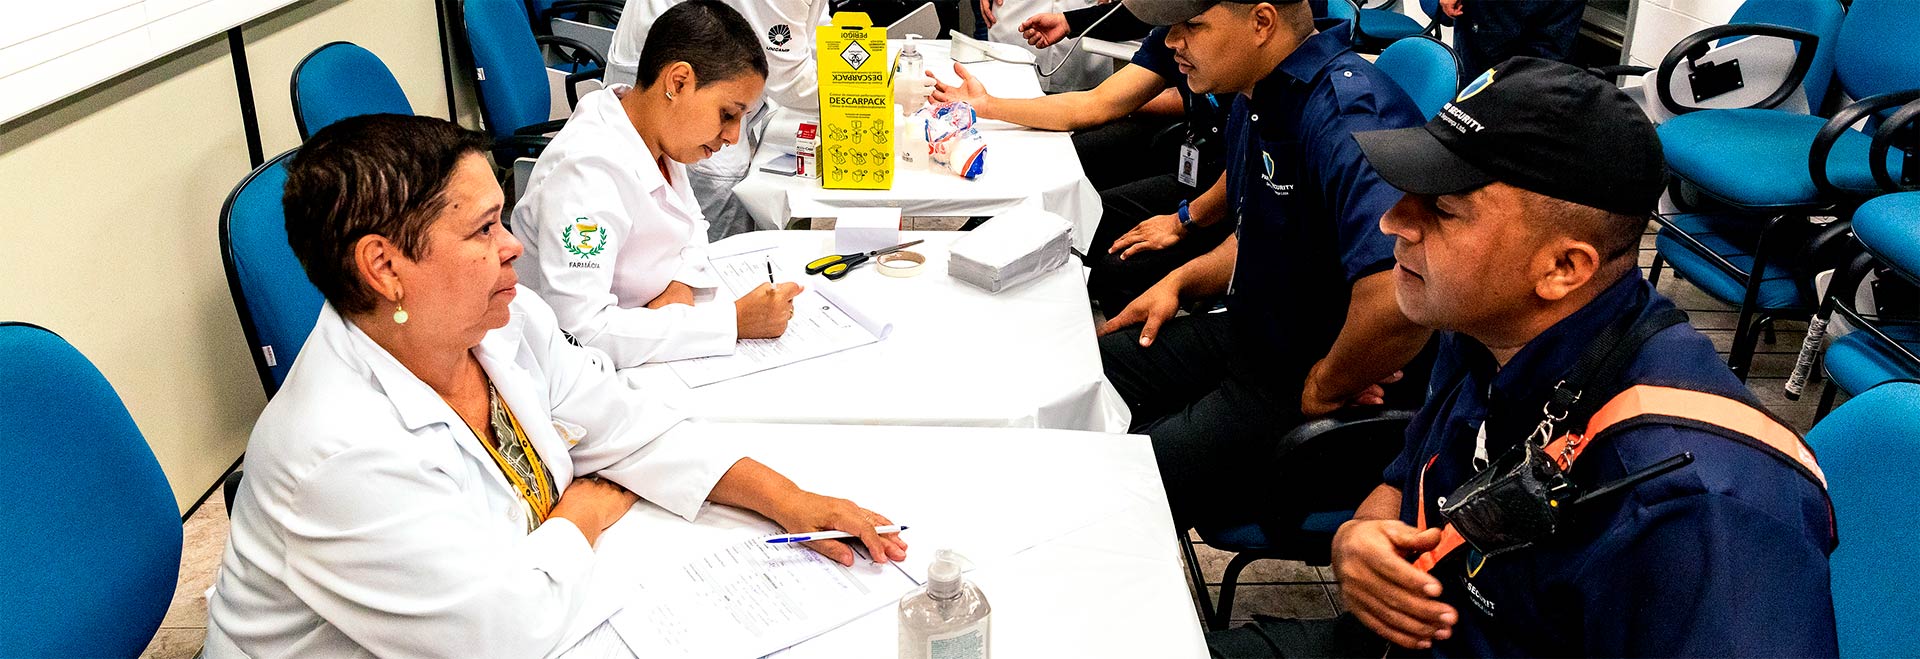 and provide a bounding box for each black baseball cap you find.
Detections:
[1121,0,1301,26]
[1353,56,1665,217]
